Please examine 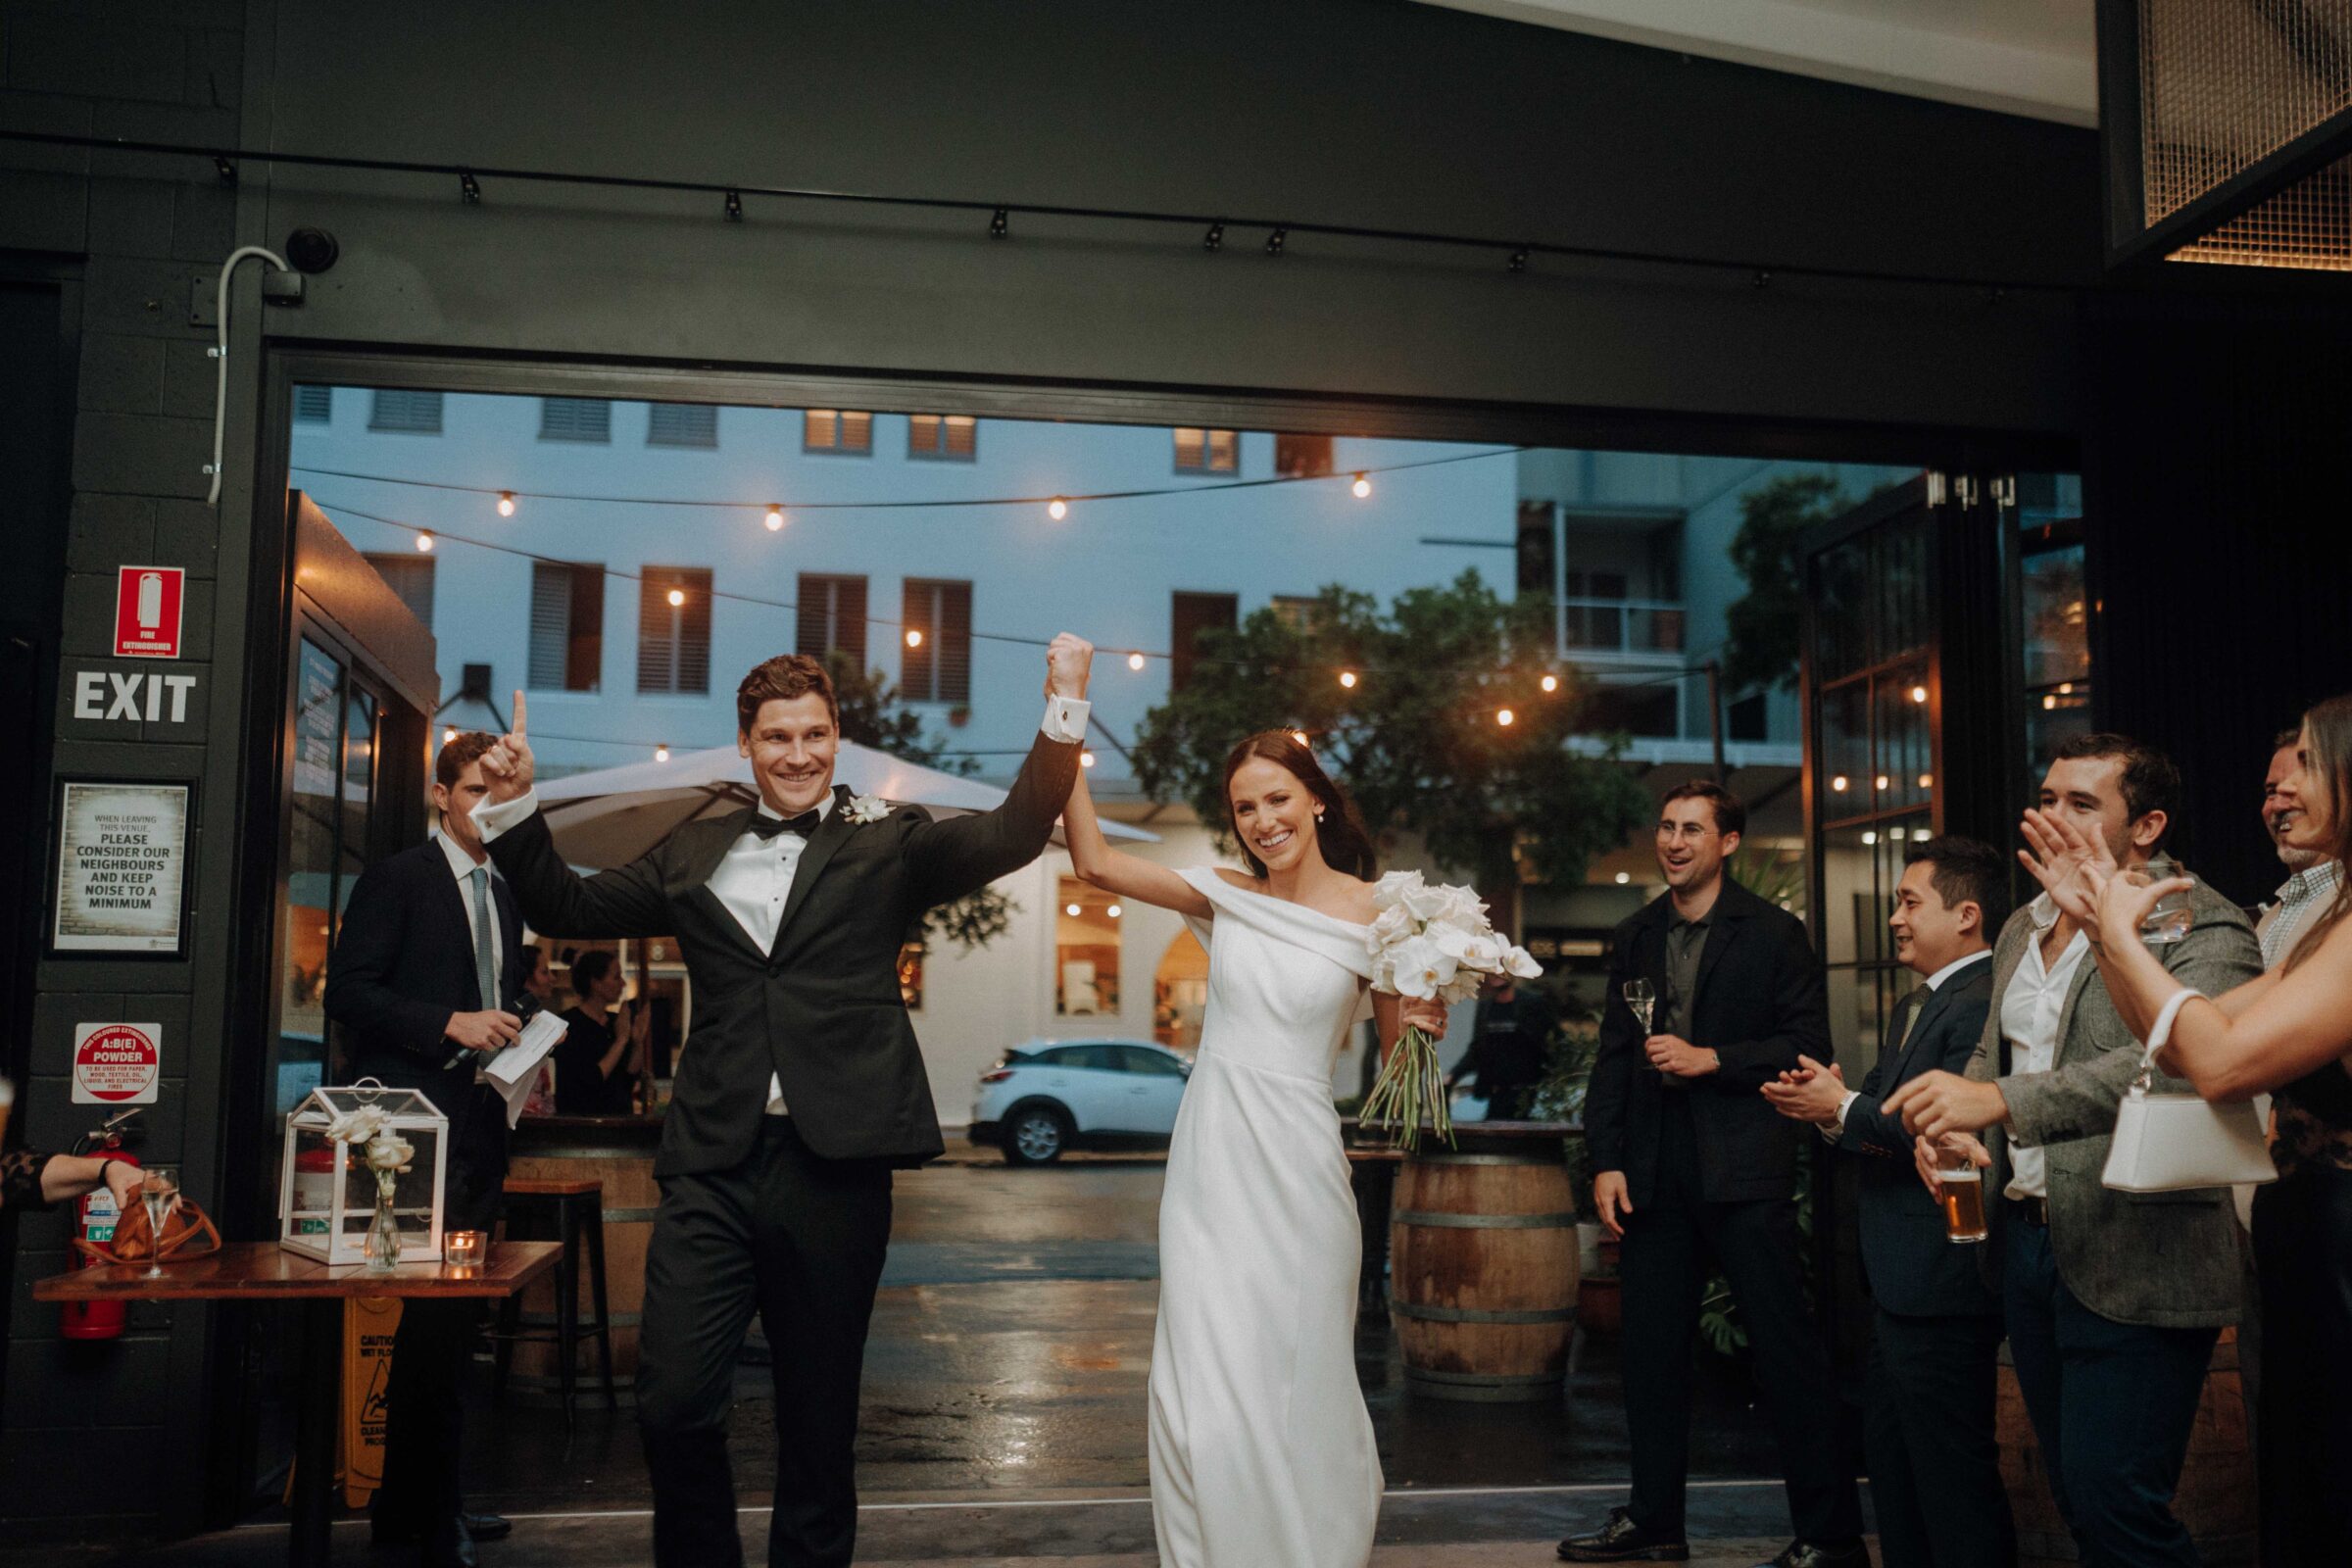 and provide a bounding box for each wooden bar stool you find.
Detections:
[492,1177,616,1425]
